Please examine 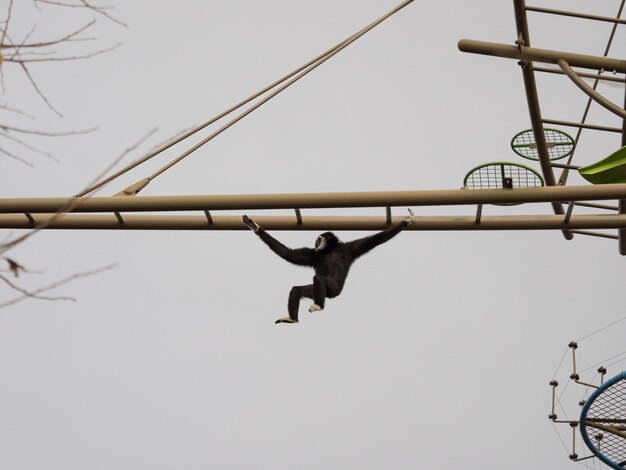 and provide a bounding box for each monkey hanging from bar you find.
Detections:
[242,209,414,324]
